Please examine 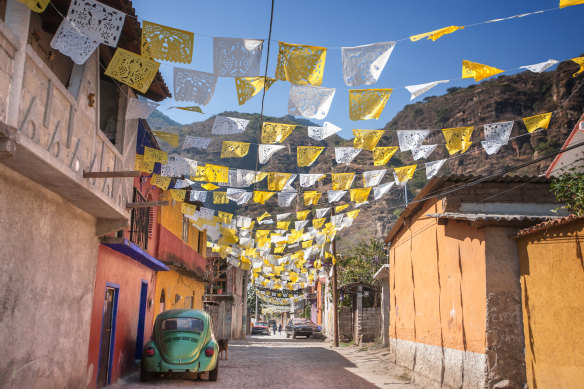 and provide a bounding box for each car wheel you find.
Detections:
[286,333,290,338]
[293,333,296,339]
[209,360,219,382]
[140,371,157,382]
